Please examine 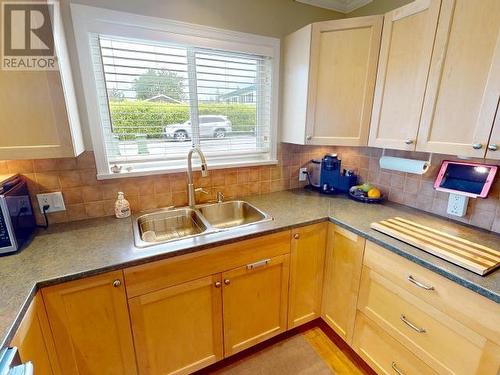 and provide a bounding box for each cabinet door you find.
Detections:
[306,16,382,146]
[222,254,289,356]
[486,99,500,160]
[10,293,60,375]
[128,274,223,375]
[369,0,441,150]
[417,0,500,157]
[0,2,83,160]
[42,271,137,375]
[288,222,327,328]
[321,224,365,344]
